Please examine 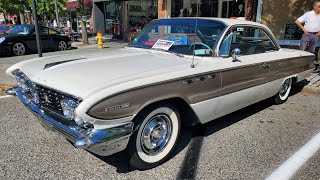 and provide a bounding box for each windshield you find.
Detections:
[0,26,10,31]
[7,25,33,35]
[129,18,226,56]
